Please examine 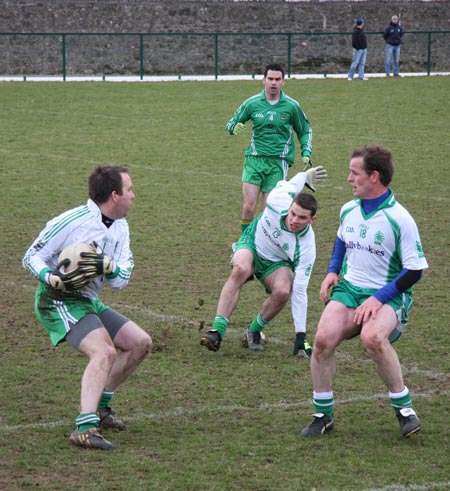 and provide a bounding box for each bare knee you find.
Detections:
[130,332,153,362]
[231,262,253,281]
[140,334,153,358]
[313,331,330,356]
[360,329,384,355]
[242,202,256,221]
[271,286,291,306]
[313,324,339,358]
[93,344,117,371]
